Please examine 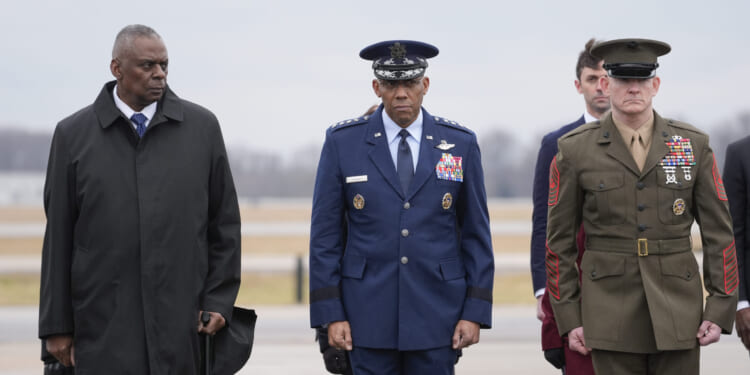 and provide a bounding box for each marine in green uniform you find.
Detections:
[545,38,738,374]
